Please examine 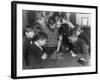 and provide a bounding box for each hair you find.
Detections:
[48,16,56,26]
[33,25,41,33]
[59,24,69,34]
[53,12,60,18]
[74,25,81,31]
[34,32,48,41]
[23,26,34,37]
[25,28,33,32]
[73,25,83,36]
[25,24,34,29]
[61,12,67,19]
